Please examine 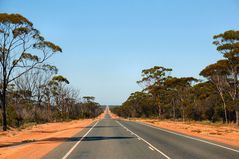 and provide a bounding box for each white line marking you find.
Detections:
[62,120,99,159]
[136,121,239,153]
[116,120,171,159]
[149,146,154,151]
